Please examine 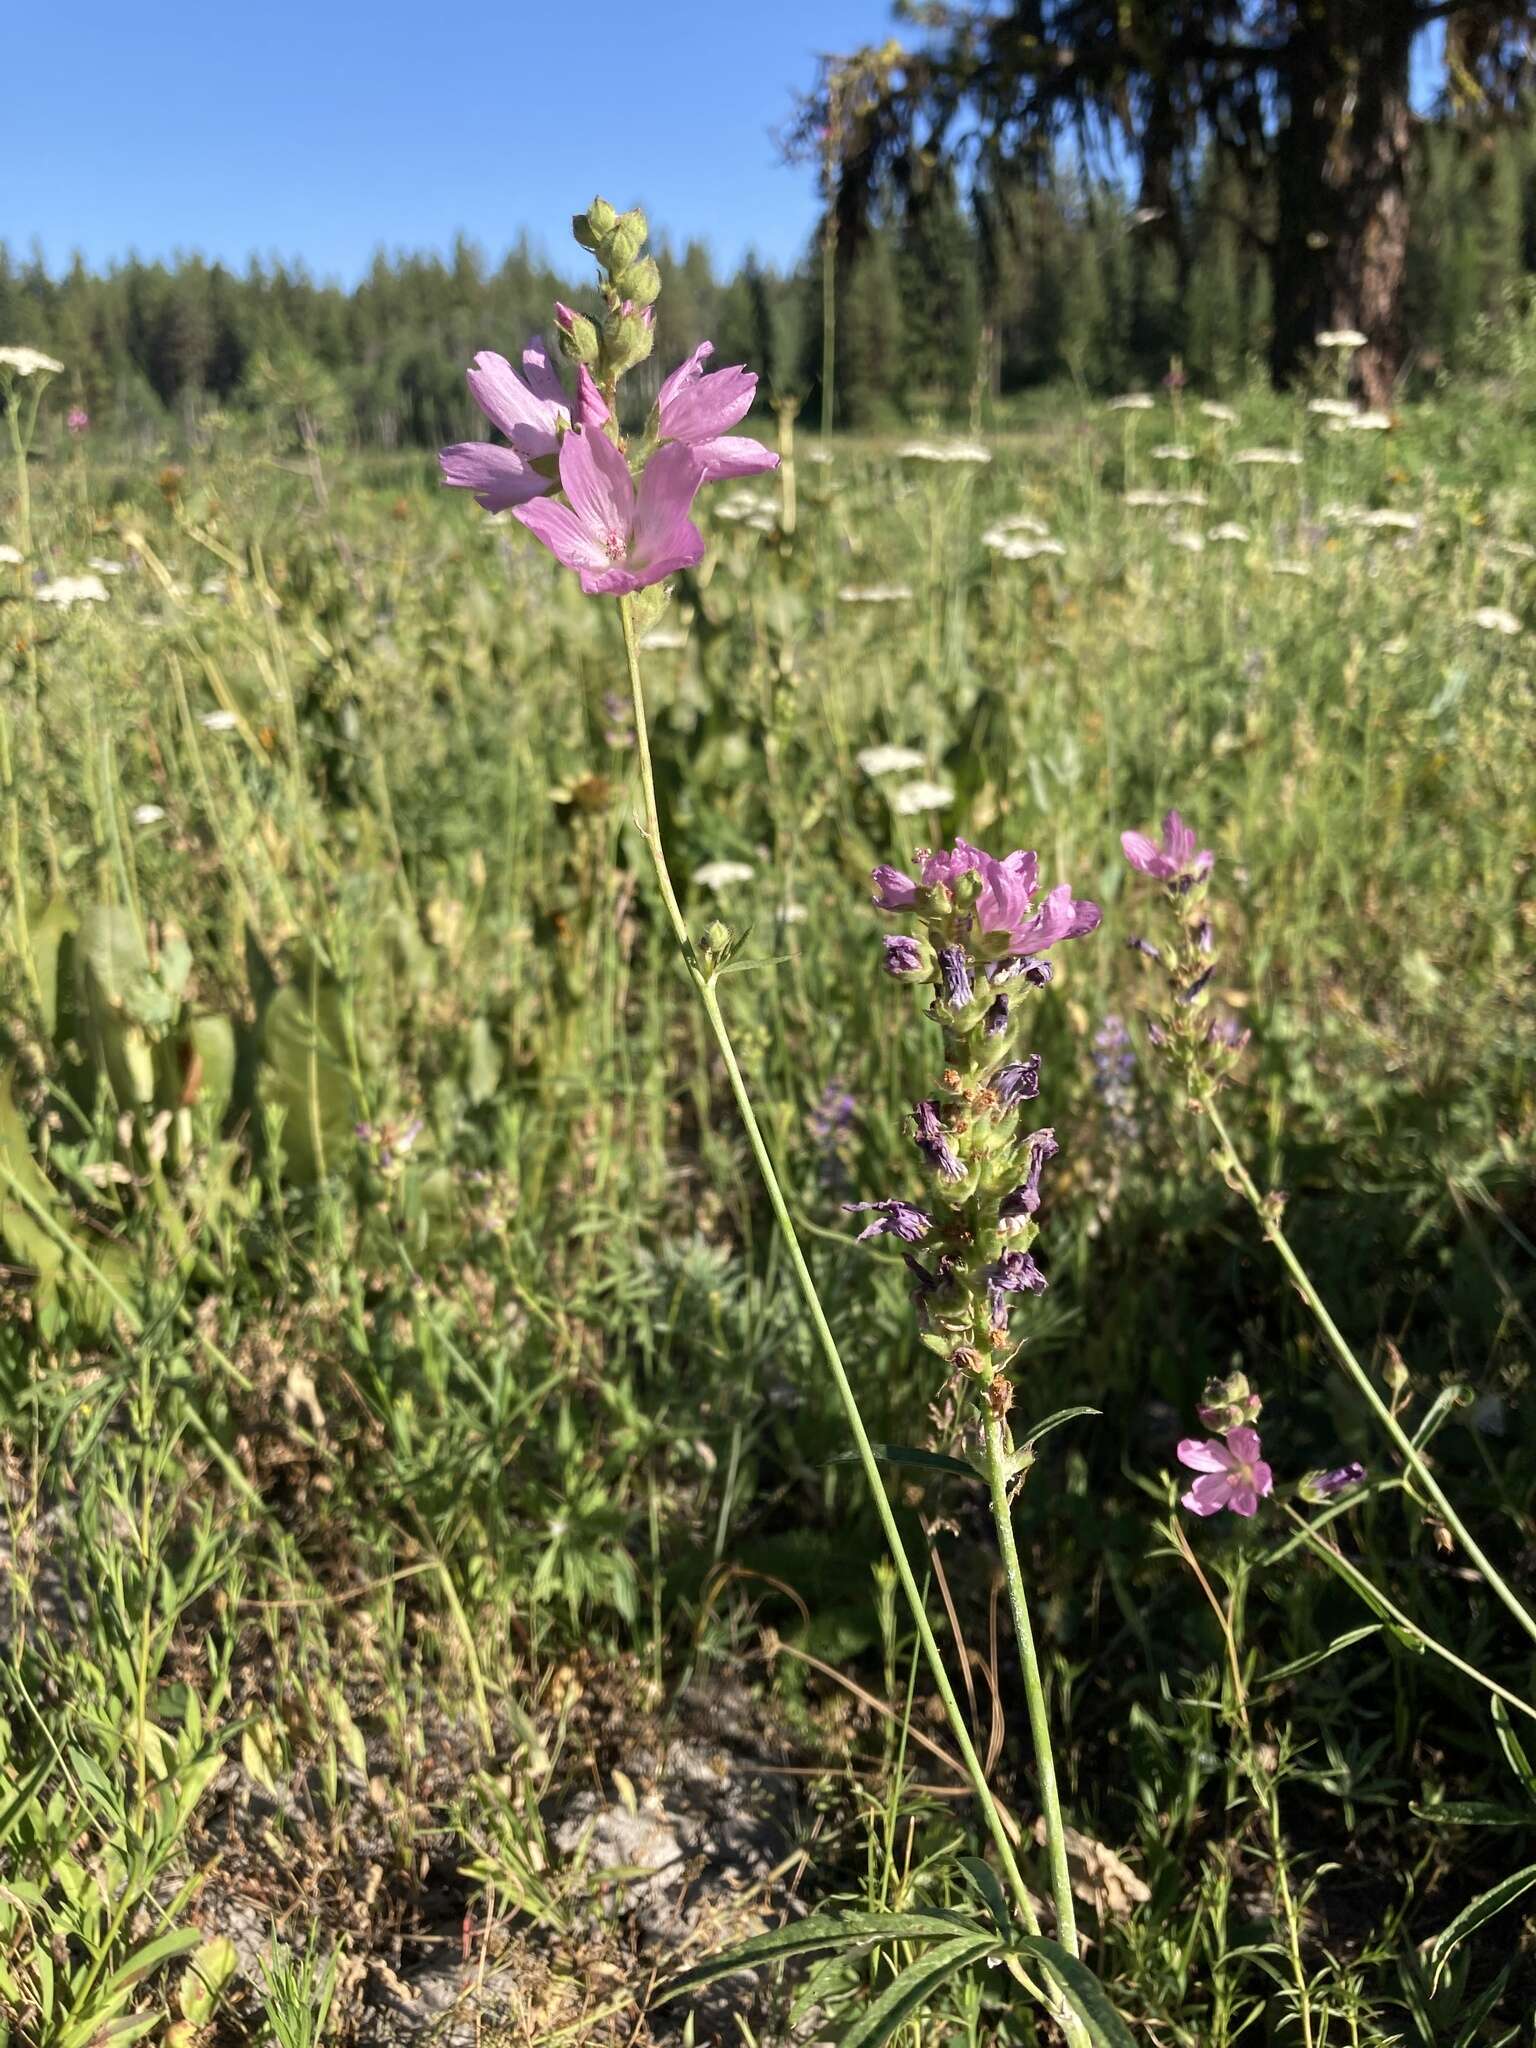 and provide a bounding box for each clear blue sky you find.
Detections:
[7,5,1447,286]
[5,0,900,282]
